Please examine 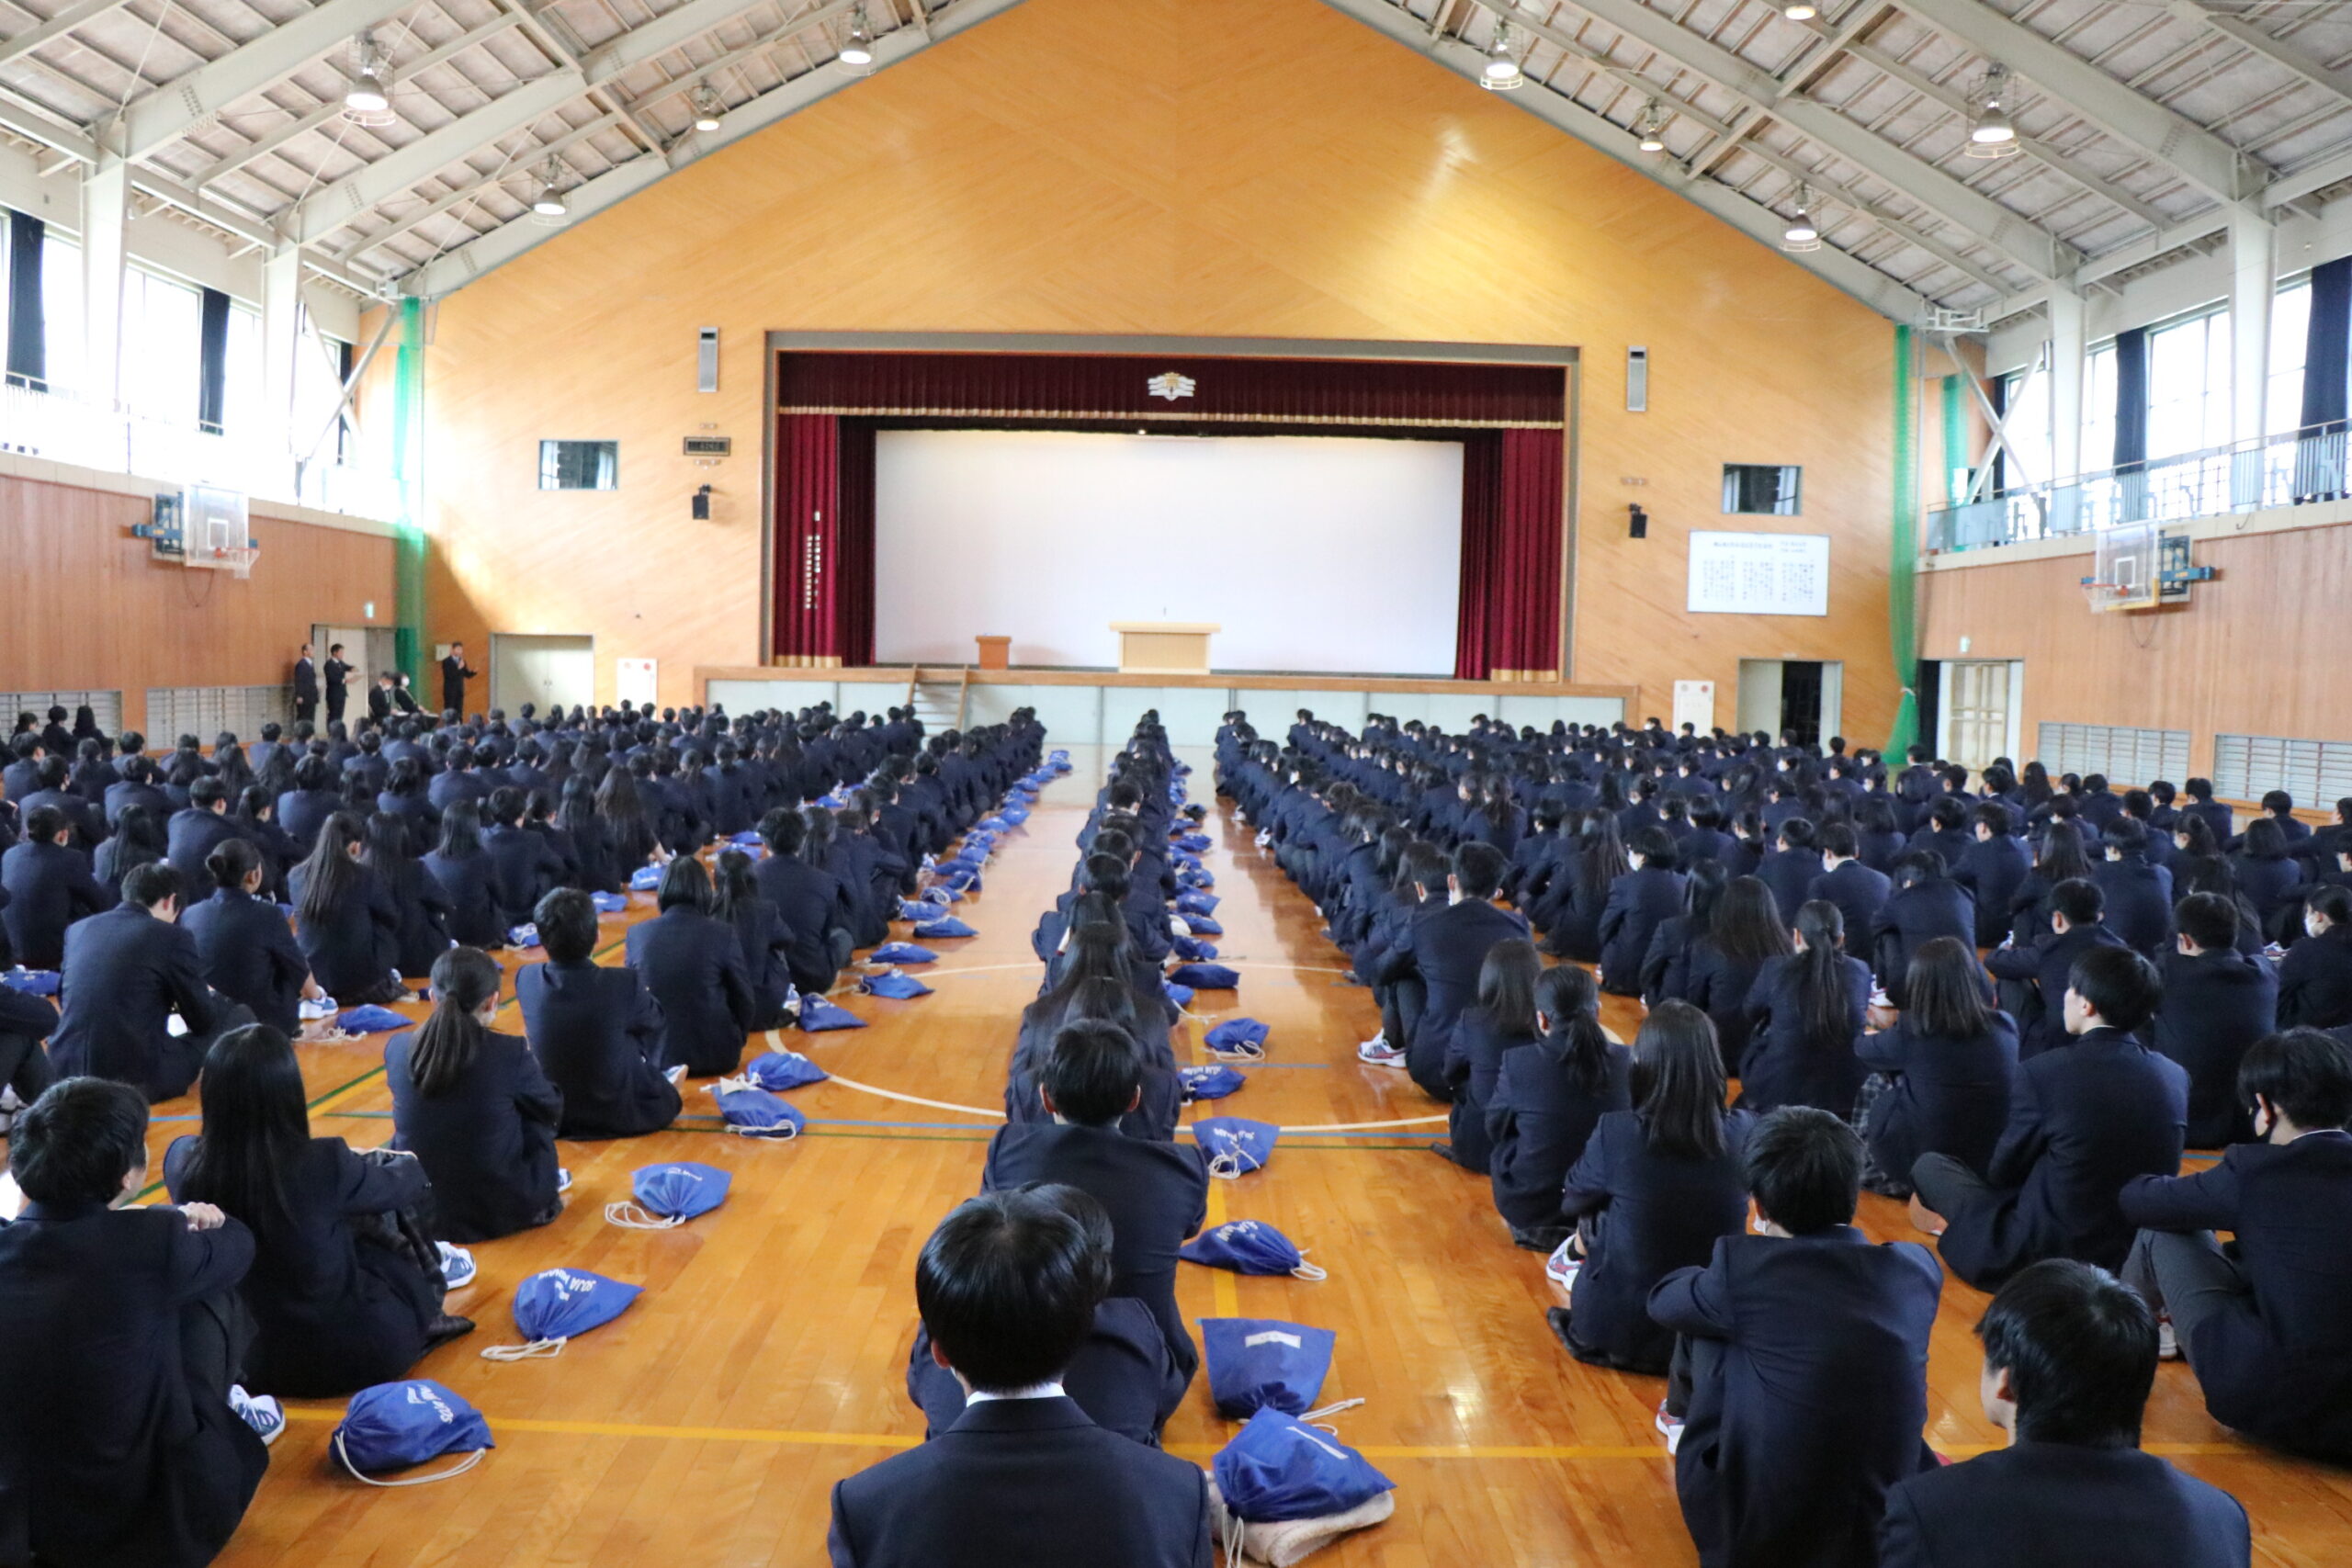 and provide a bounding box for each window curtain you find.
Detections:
[2299,257,2352,502]
[1453,428,1564,681]
[196,286,230,434]
[2113,325,2149,521]
[4,209,42,390]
